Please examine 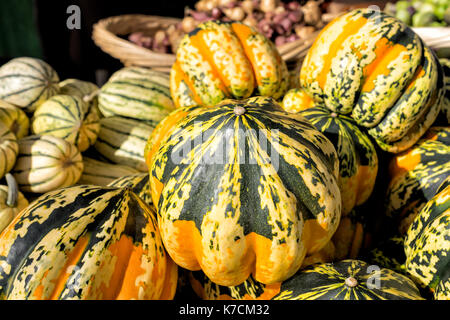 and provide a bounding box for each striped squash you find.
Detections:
[170,21,288,108]
[0,174,28,233]
[108,173,152,207]
[0,100,29,139]
[0,123,18,180]
[437,58,449,125]
[0,57,59,112]
[189,241,336,300]
[109,66,171,83]
[405,177,450,300]
[386,126,450,235]
[98,75,175,127]
[12,135,83,193]
[190,259,423,300]
[150,96,341,286]
[300,9,444,153]
[0,184,178,300]
[59,78,101,116]
[31,95,100,152]
[95,116,154,172]
[298,107,378,215]
[78,157,140,186]
[271,260,423,300]
[281,88,317,113]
